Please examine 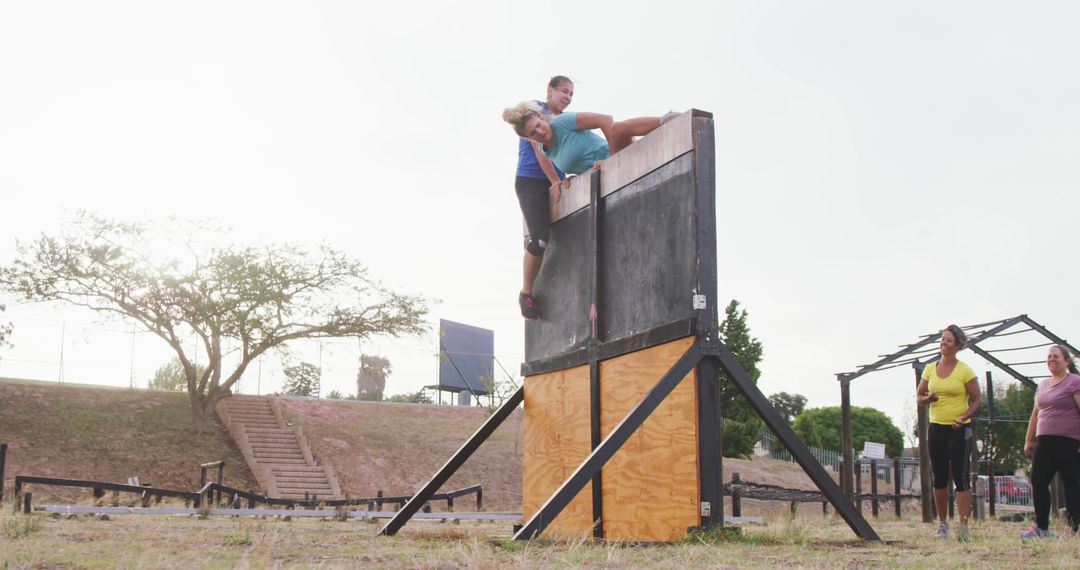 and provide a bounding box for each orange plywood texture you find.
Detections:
[599,336,700,542]
[521,364,595,538]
